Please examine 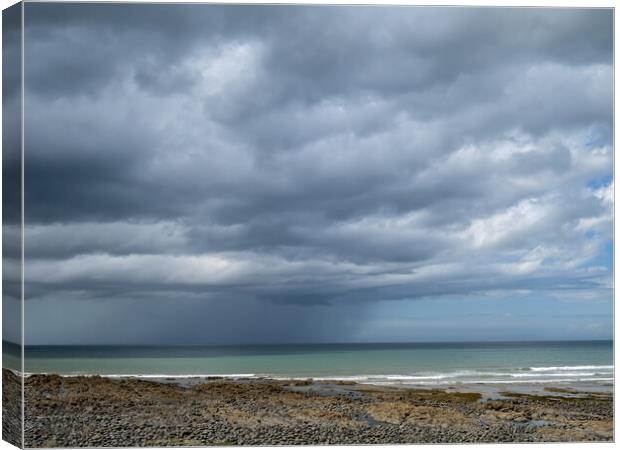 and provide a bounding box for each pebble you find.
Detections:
[5,369,611,447]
